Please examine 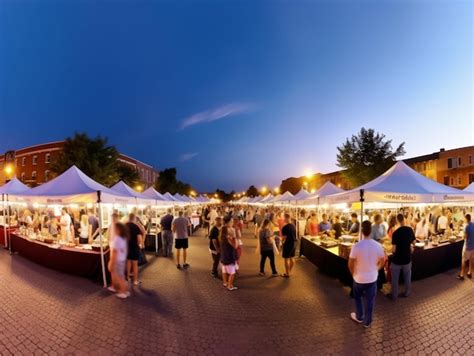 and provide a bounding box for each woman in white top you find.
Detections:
[108,222,129,299]
[79,214,90,244]
[60,208,72,243]
[415,217,429,240]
